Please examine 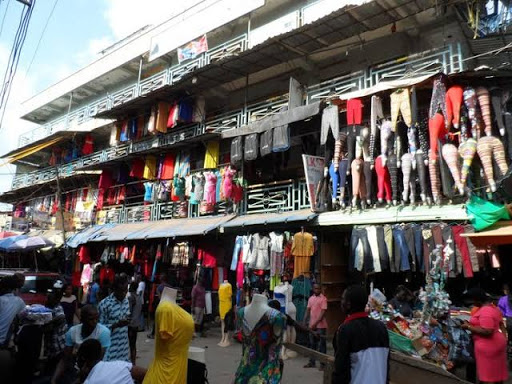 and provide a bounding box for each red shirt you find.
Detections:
[198,247,217,268]
[308,294,328,329]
